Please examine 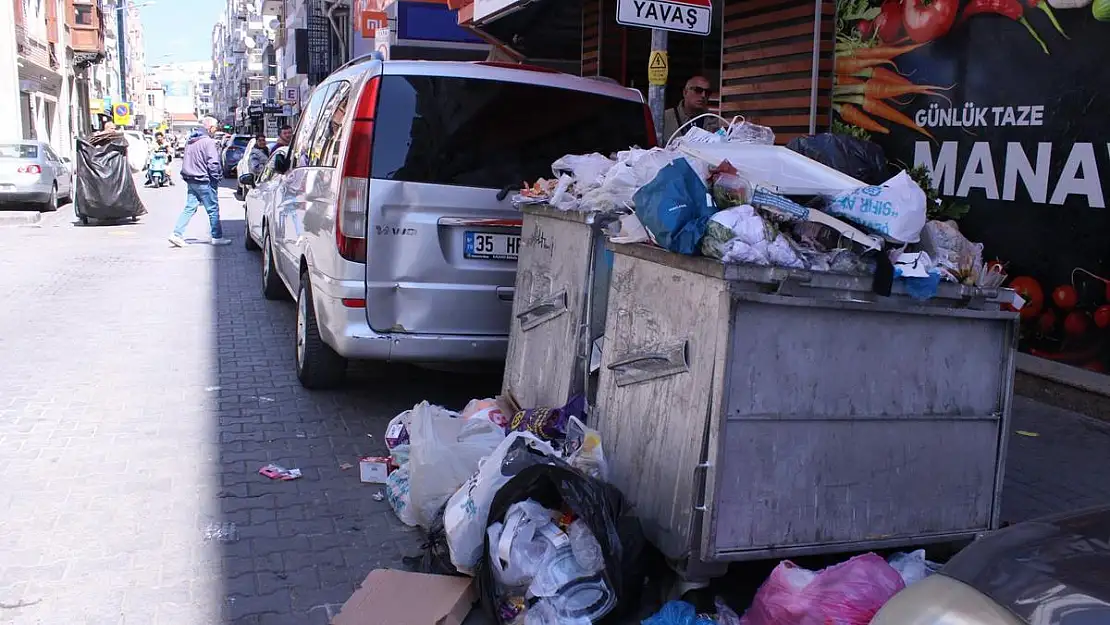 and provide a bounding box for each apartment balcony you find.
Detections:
[15,25,54,69]
[68,0,106,57]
